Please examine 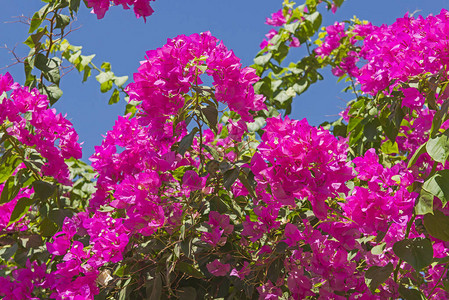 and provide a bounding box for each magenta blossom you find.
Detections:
[206,259,231,276]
